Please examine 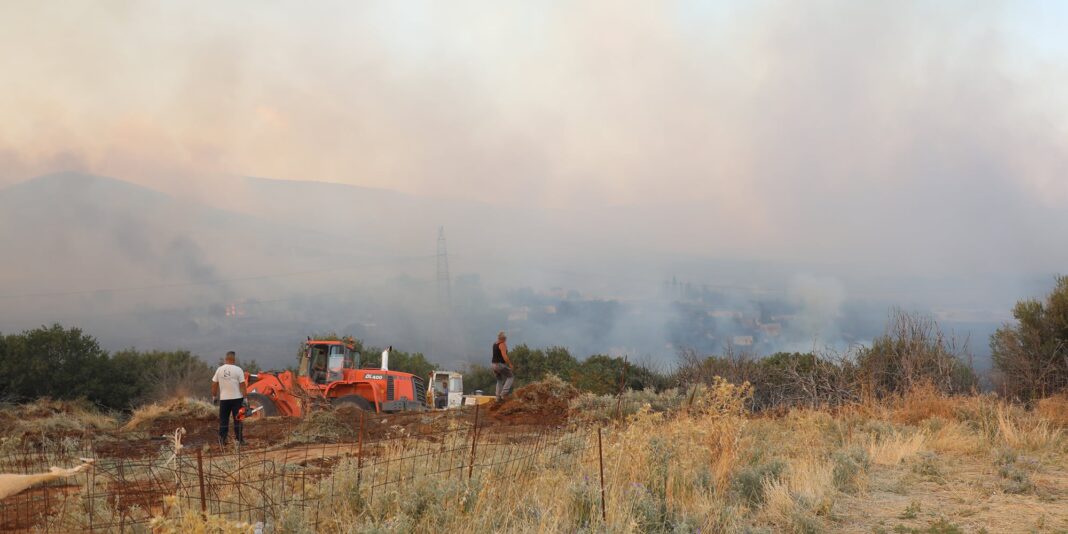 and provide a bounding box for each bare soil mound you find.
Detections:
[488,375,578,425]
